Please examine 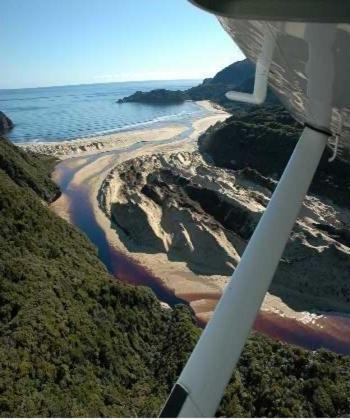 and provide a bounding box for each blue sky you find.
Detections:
[0,0,244,89]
